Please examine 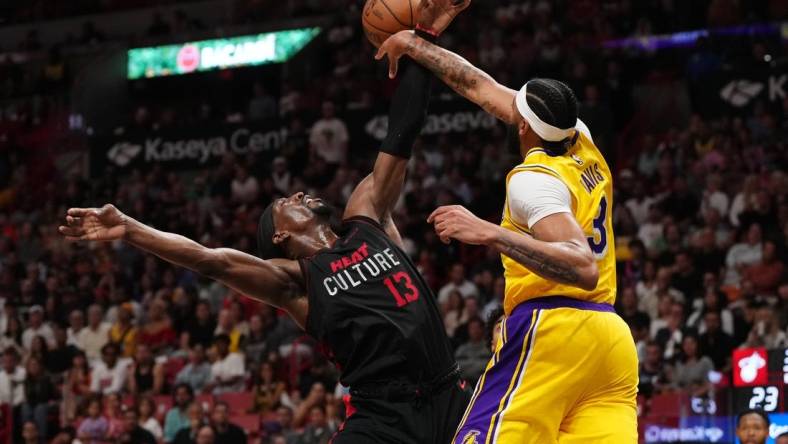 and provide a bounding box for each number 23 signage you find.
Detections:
[732,347,786,413]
